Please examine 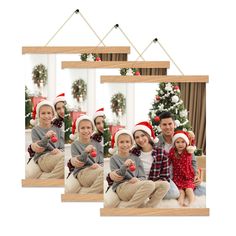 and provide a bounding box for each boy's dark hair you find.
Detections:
[159,111,174,122]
